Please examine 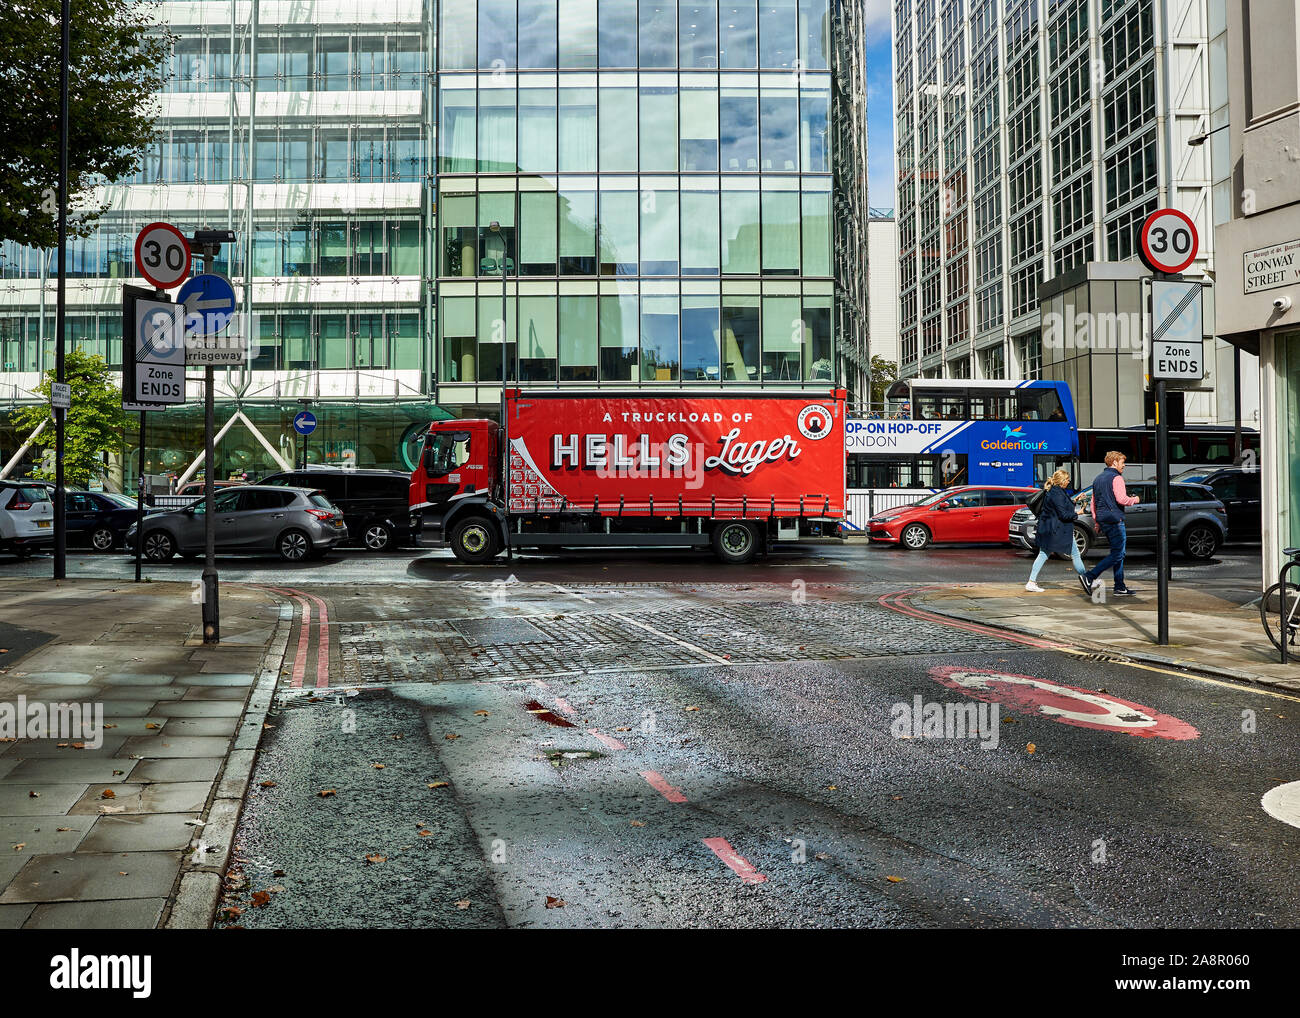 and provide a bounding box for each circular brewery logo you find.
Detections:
[797,404,834,440]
